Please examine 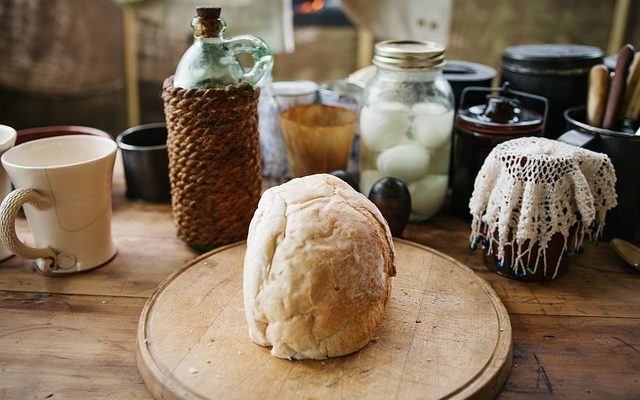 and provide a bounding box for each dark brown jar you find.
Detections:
[451,86,546,218]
